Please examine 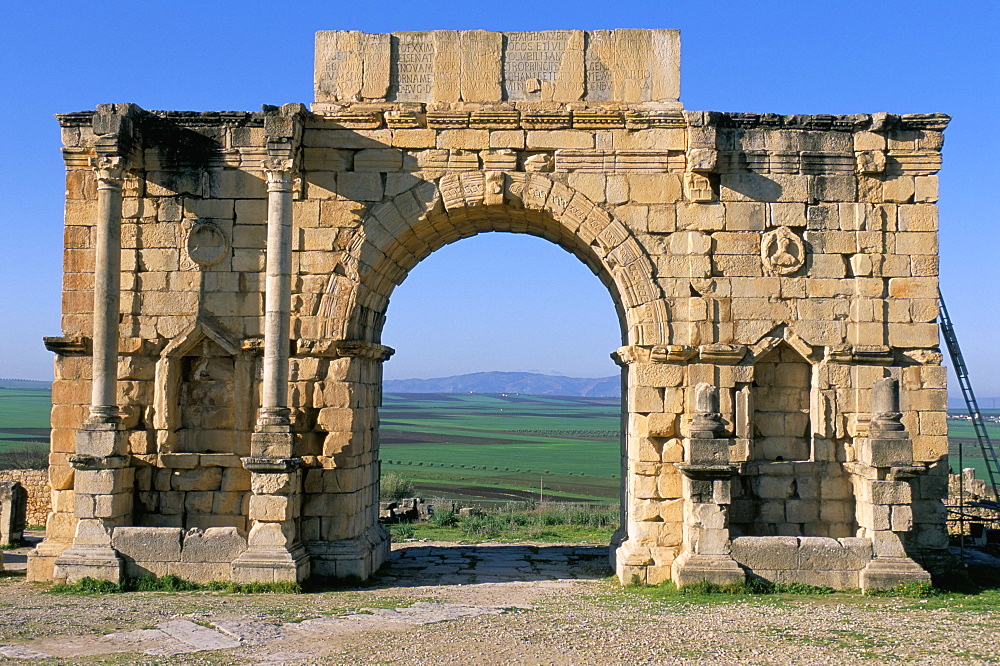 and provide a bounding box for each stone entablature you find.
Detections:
[31,30,951,591]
